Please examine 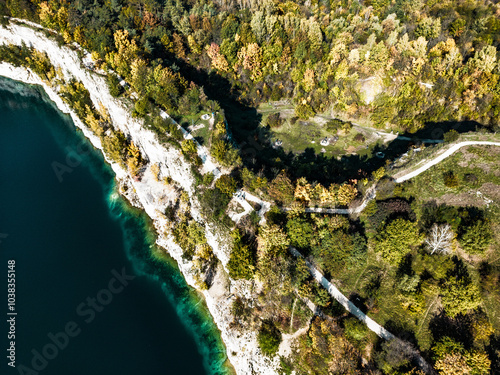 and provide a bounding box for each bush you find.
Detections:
[354,133,366,142]
[228,230,255,280]
[443,171,460,188]
[325,119,343,132]
[134,96,150,117]
[107,74,124,97]
[231,297,251,321]
[444,129,459,143]
[460,221,492,255]
[343,317,368,342]
[203,172,214,186]
[266,113,283,128]
[326,118,352,133]
[198,187,231,222]
[258,321,282,356]
[215,175,237,198]
[463,173,479,186]
[295,103,315,120]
